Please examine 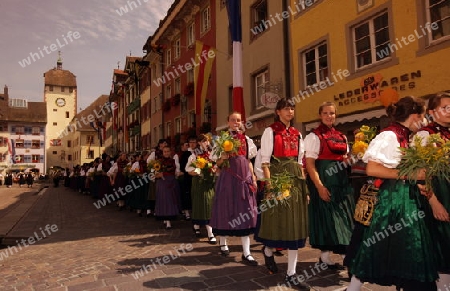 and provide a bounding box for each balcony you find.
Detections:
[127,98,141,114]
